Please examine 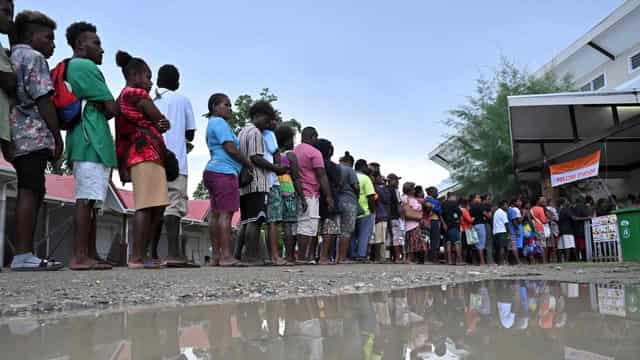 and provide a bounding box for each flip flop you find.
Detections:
[70,261,112,271]
[165,261,201,268]
[12,259,64,272]
[219,260,249,268]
